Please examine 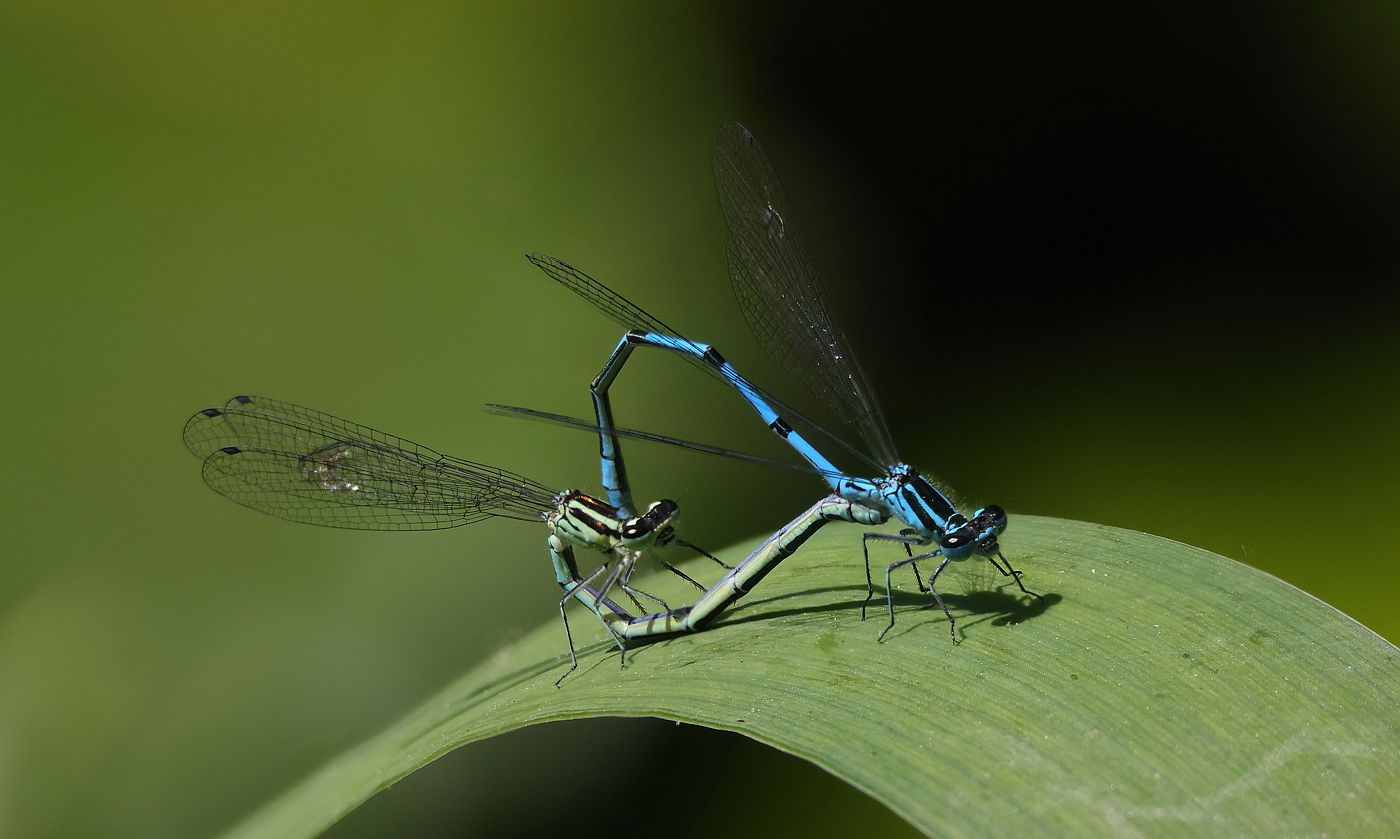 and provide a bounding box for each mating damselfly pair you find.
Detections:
[183,122,1043,683]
